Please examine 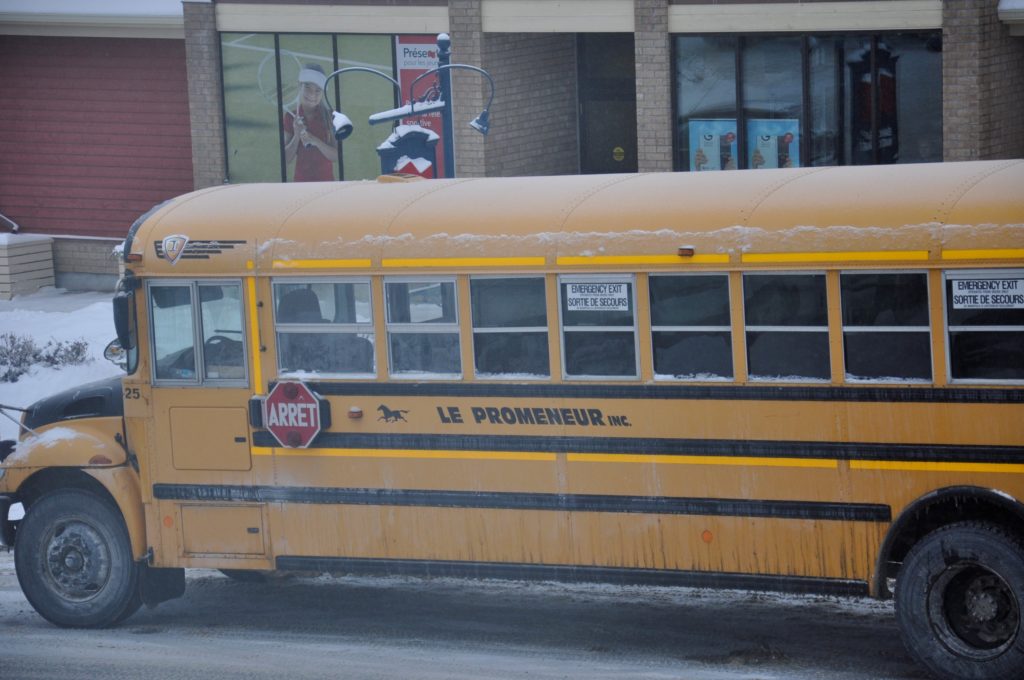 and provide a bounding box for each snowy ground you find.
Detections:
[0,287,122,520]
